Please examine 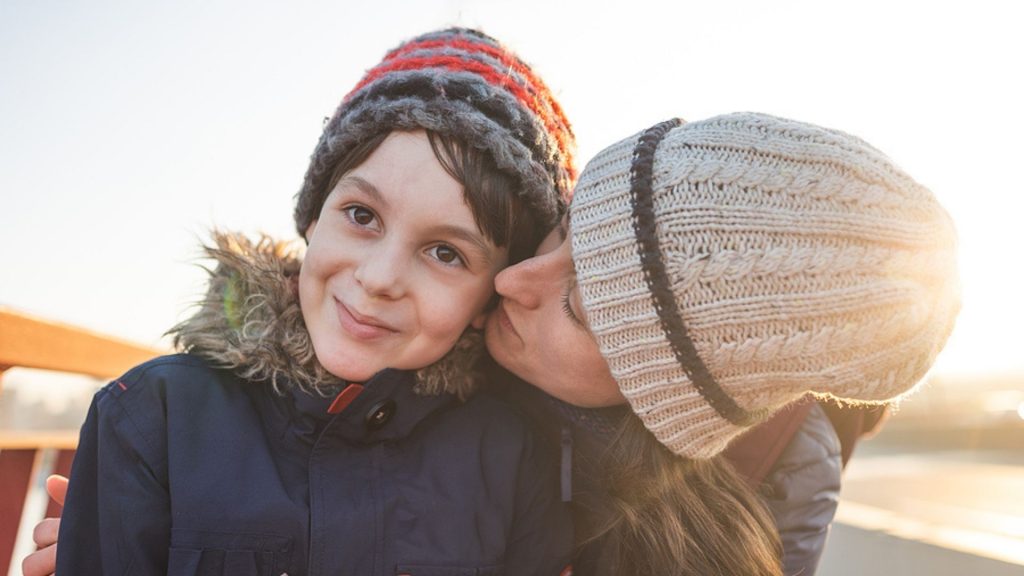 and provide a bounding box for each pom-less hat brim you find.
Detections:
[294,28,575,237]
